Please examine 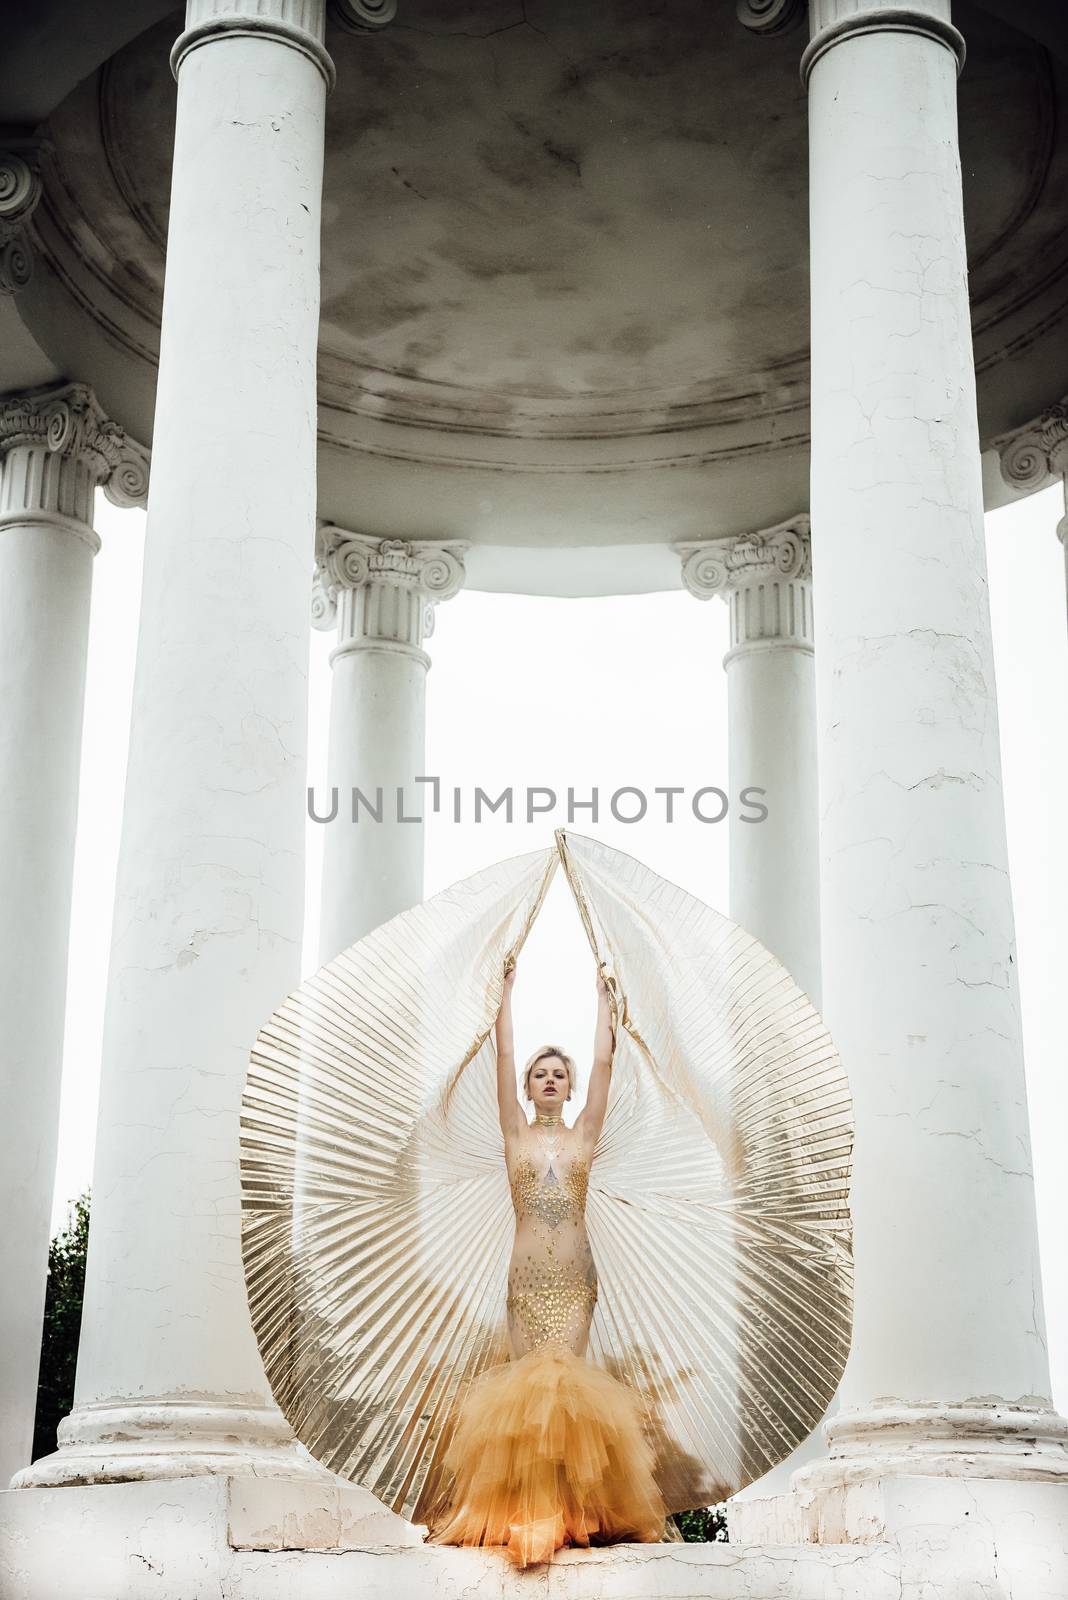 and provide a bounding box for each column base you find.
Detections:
[1,1475,428,1600]
[792,1399,1068,1494]
[726,1473,1068,1596]
[12,1398,331,1488]
[727,1400,1068,1553]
